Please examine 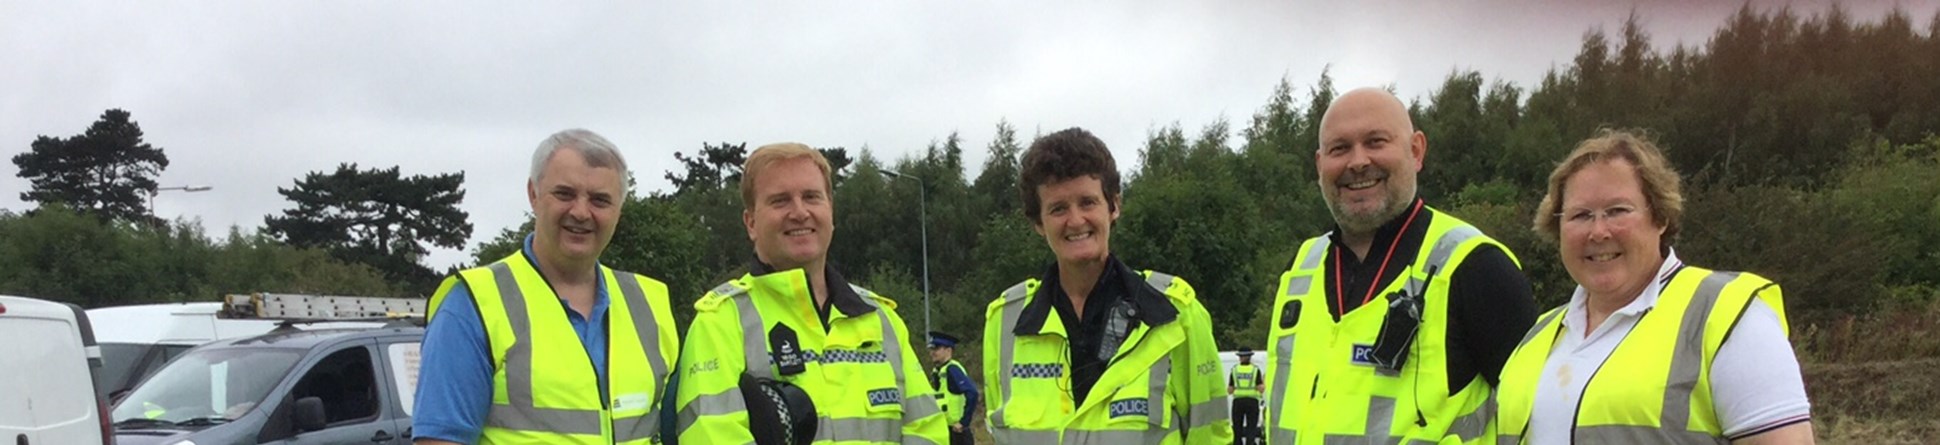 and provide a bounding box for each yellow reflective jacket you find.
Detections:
[430,252,677,445]
[1495,266,1788,444]
[982,262,1233,445]
[1264,209,1513,445]
[674,266,948,444]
